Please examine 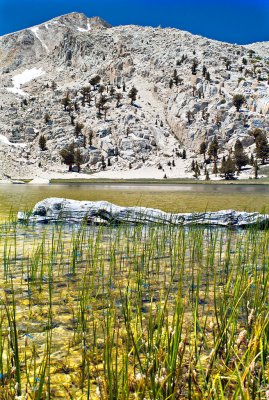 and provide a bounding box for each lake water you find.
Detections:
[0,183,269,219]
[0,183,268,398]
